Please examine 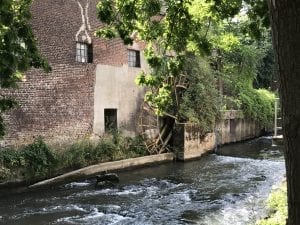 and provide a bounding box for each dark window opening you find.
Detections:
[128,50,141,67]
[230,119,237,135]
[104,109,117,132]
[76,42,93,63]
